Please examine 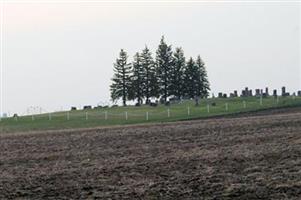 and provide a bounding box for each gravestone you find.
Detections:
[265,87,269,96]
[282,87,286,96]
[234,90,238,97]
[83,105,92,110]
[71,107,77,111]
[241,90,246,97]
[249,89,253,97]
[255,89,260,97]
